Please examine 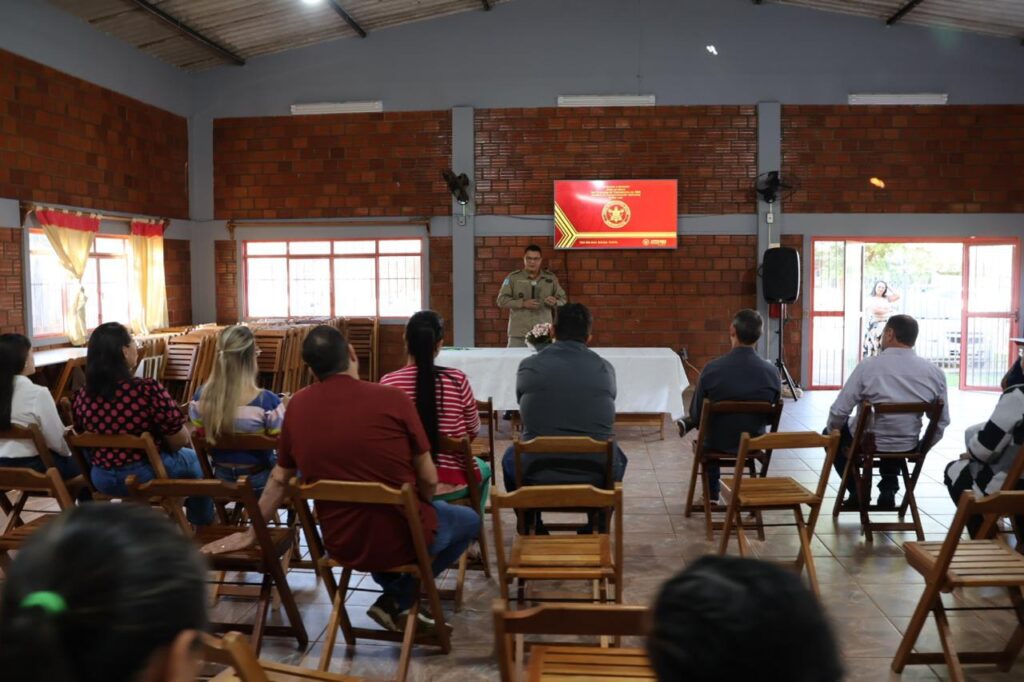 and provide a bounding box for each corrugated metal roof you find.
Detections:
[773,0,1024,40]
[47,0,511,71]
